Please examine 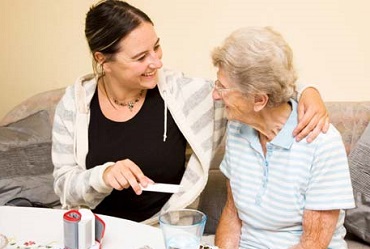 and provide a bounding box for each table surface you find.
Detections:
[0,206,165,249]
